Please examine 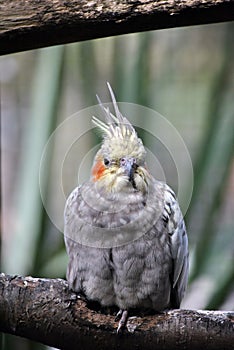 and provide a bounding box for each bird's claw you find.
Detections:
[116,310,128,333]
[115,309,123,321]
